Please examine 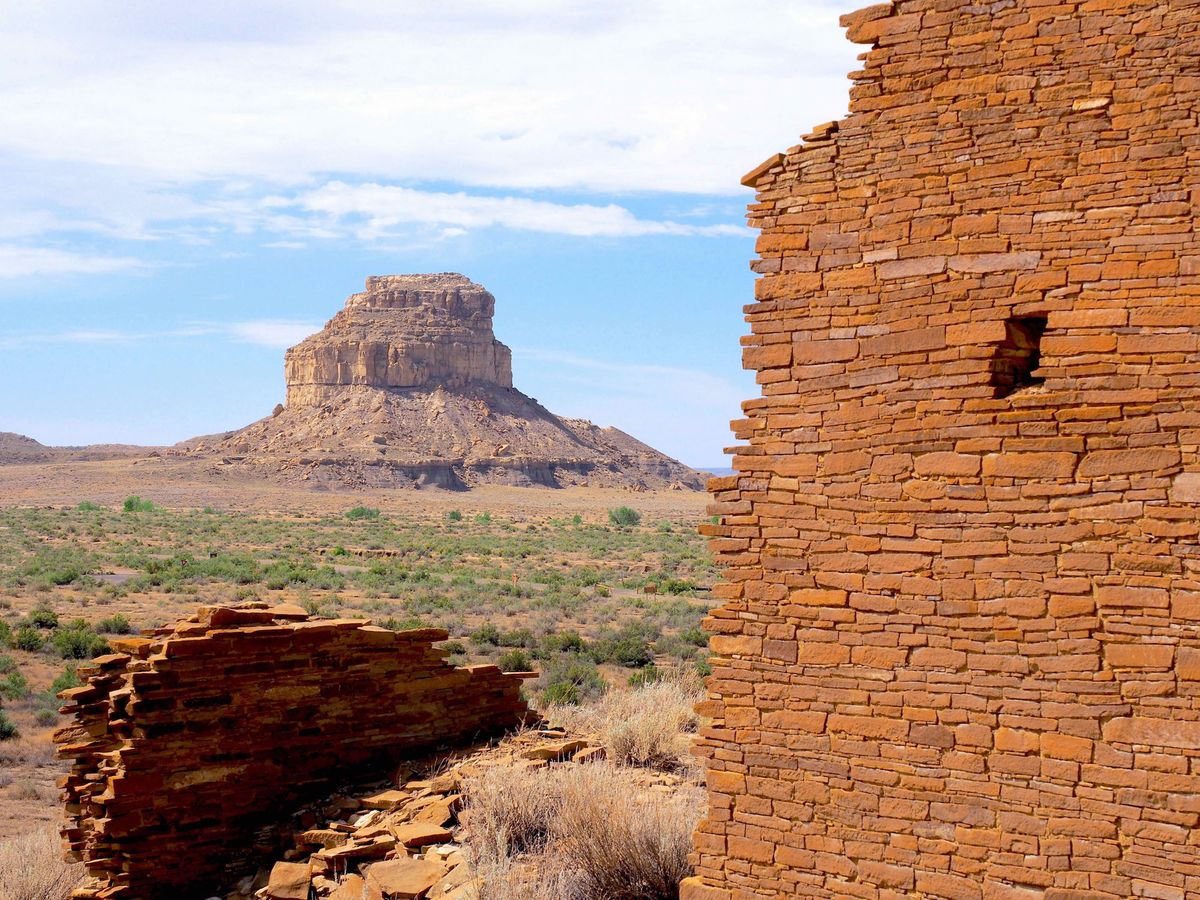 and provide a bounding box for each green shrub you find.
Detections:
[20,549,91,587]
[25,605,59,629]
[34,708,57,726]
[441,640,467,655]
[679,625,708,647]
[694,658,712,678]
[51,666,82,695]
[471,624,501,646]
[345,506,380,520]
[590,623,657,668]
[14,626,44,652]
[122,495,157,513]
[50,620,109,659]
[498,649,532,672]
[572,514,583,526]
[0,654,14,674]
[331,545,349,556]
[498,628,536,648]
[0,623,11,649]
[0,710,17,740]
[97,613,132,634]
[447,510,463,522]
[77,501,103,512]
[378,616,428,632]
[541,631,586,655]
[607,507,641,527]
[1,670,29,700]
[539,654,605,705]
[474,512,492,525]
